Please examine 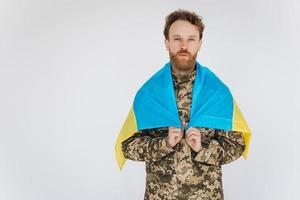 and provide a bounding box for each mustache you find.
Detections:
[176,50,191,55]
